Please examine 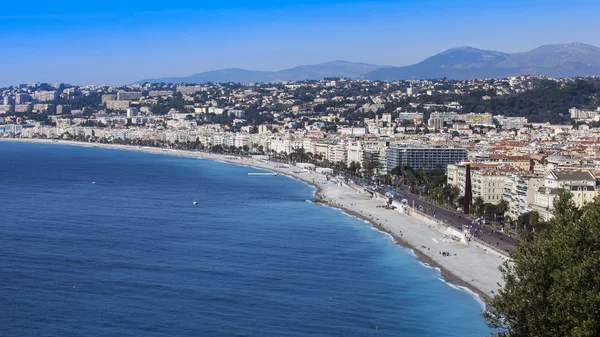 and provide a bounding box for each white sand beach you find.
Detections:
[1,138,506,302]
